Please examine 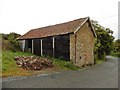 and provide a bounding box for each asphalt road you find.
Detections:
[2,56,118,88]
